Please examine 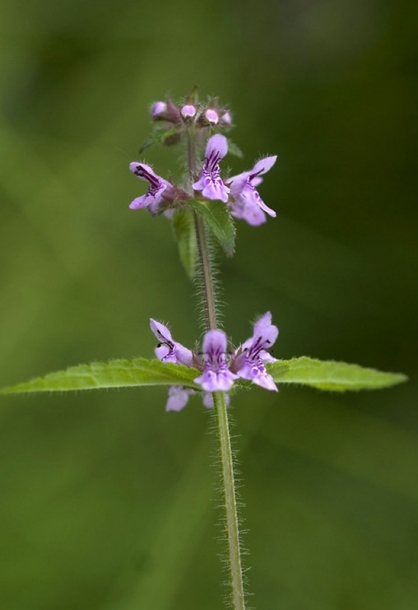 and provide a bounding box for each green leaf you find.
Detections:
[189,199,236,256]
[139,126,179,154]
[267,357,407,391]
[227,140,244,158]
[0,359,200,394]
[172,209,198,279]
